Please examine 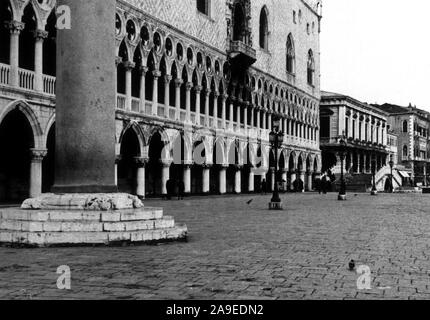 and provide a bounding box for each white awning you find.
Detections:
[398,171,411,178]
